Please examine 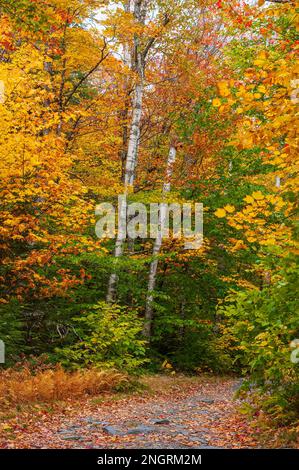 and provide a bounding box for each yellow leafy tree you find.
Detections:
[214,0,298,256]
